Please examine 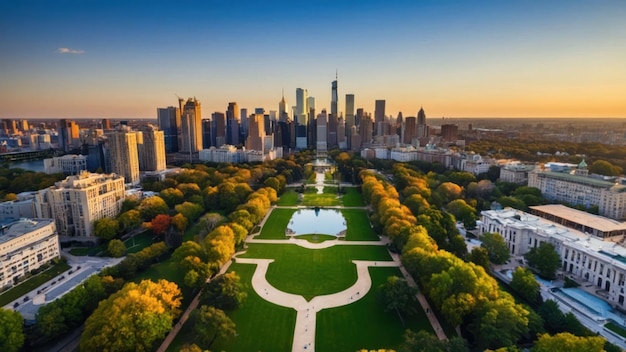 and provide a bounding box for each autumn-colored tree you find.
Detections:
[175,201,204,223]
[532,332,605,352]
[80,279,182,352]
[151,214,172,237]
[202,272,247,310]
[118,209,141,234]
[171,213,188,233]
[138,196,169,221]
[159,187,184,208]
